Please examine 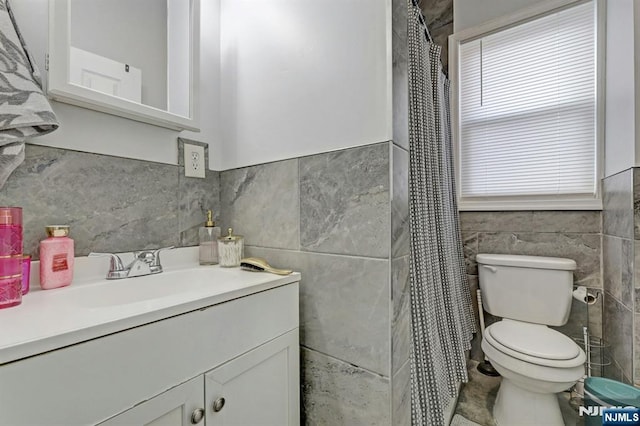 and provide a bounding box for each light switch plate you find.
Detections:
[184,143,205,178]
